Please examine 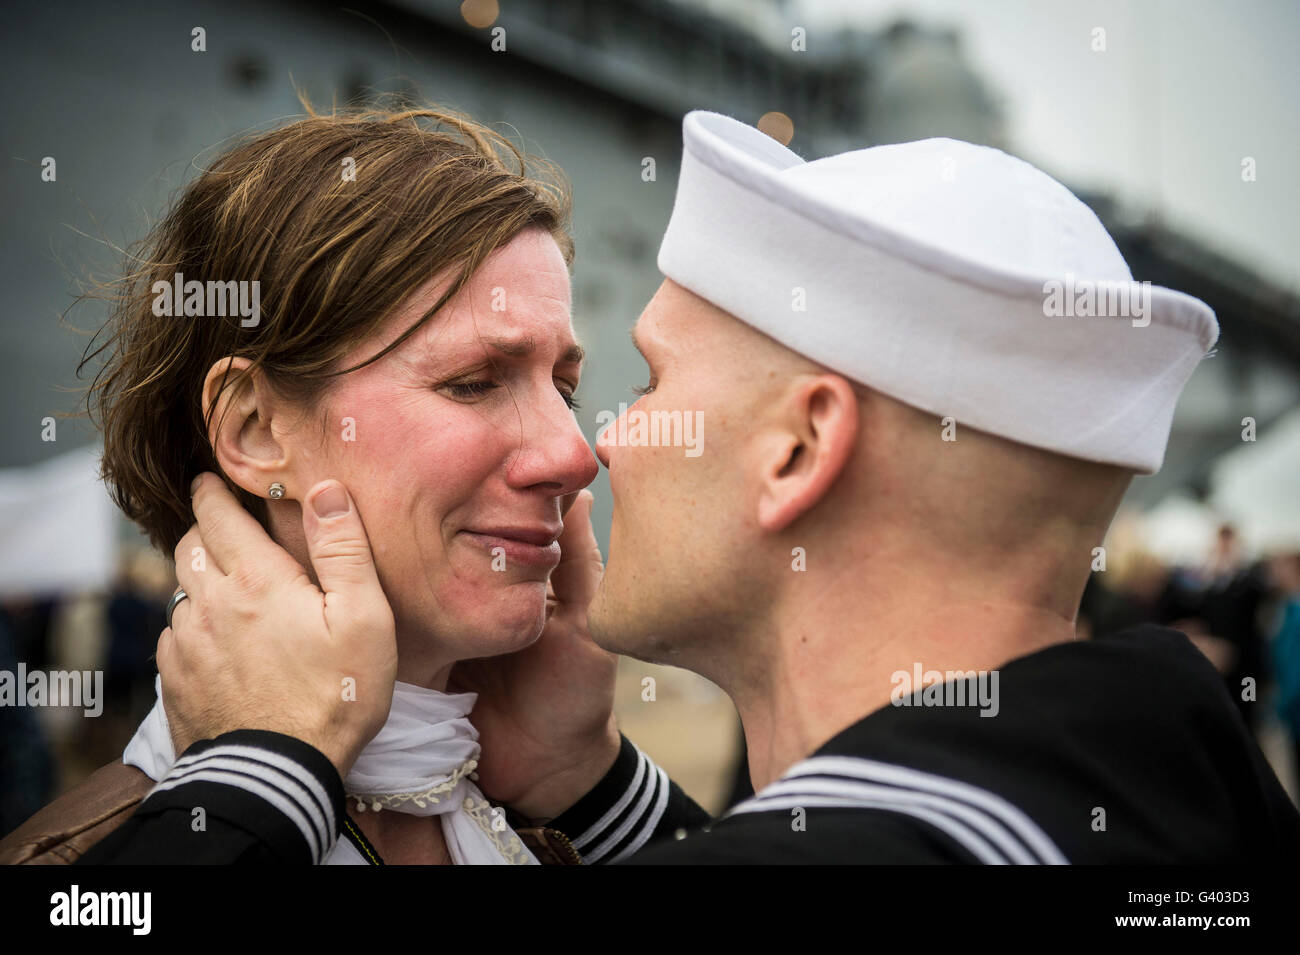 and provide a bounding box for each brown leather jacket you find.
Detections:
[0,760,581,864]
[0,760,153,864]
